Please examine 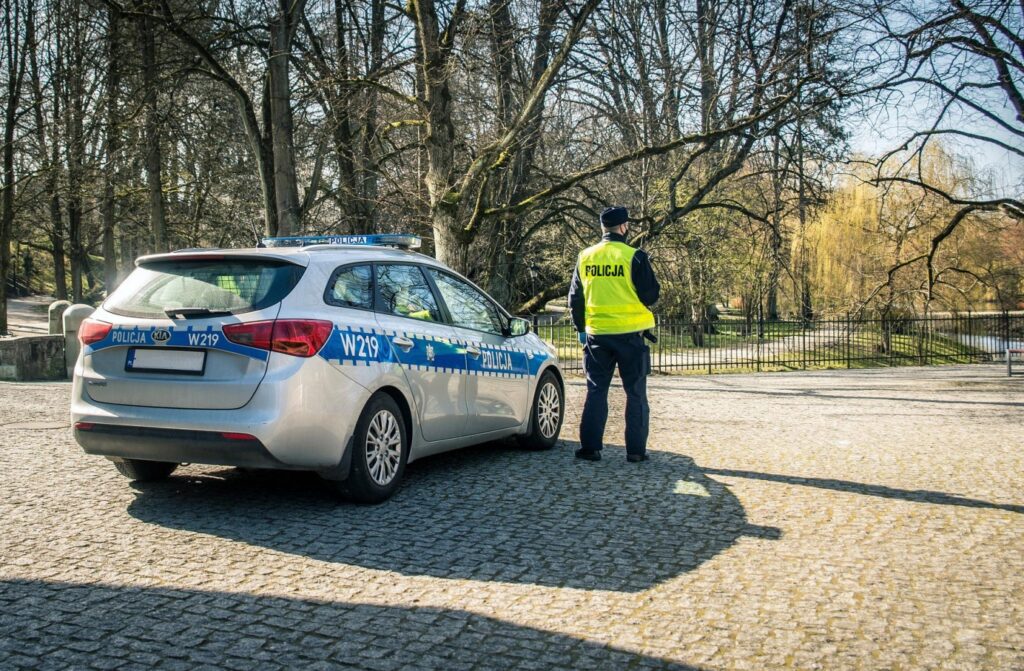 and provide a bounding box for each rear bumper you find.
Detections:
[71,353,370,469]
[74,424,291,469]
